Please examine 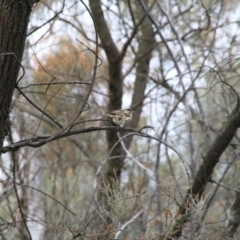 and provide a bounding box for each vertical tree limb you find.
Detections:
[89,0,124,223]
[125,0,155,148]
[89,1,155,233]
[0,0,35,149]
[0,1,36,238]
